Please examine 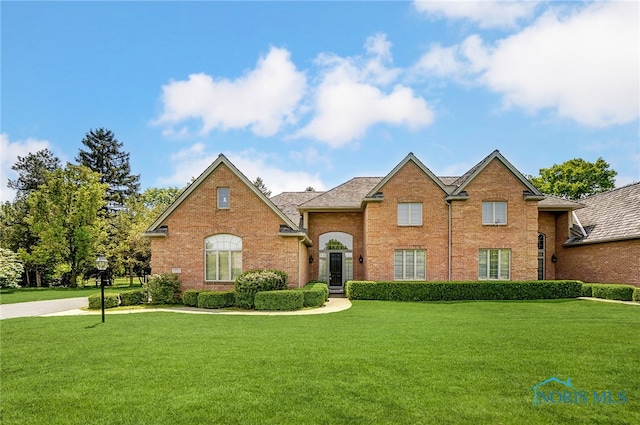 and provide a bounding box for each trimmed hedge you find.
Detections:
[88,293,120,310]
[633,288,640,303]
[183,290,201,307]
[300,283,329,307]
[580,283,594,297]
[235,269,288,309]
[346,280,583,301]
[197,291,236,309]
[120,290,145,306]
[254,290,304,311]
[590,284,635,301]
